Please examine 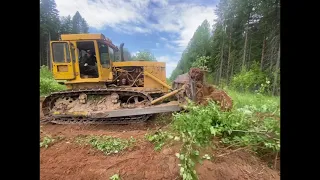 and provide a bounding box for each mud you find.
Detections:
[52,94,122,113]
